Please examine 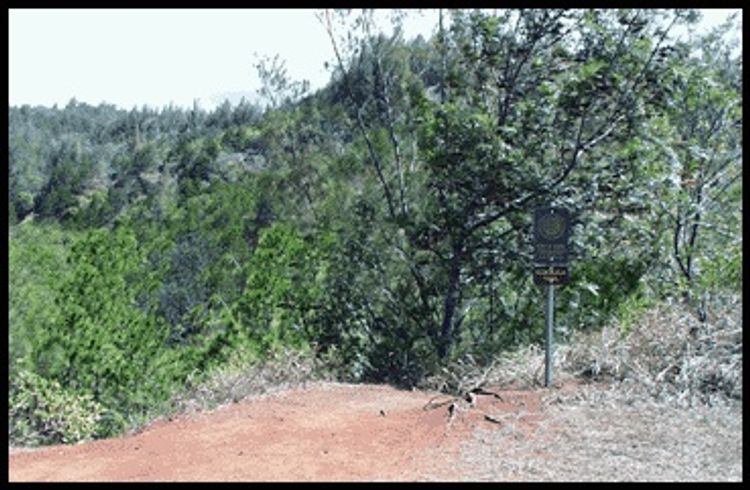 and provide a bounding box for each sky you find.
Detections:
[8,8,742,112]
